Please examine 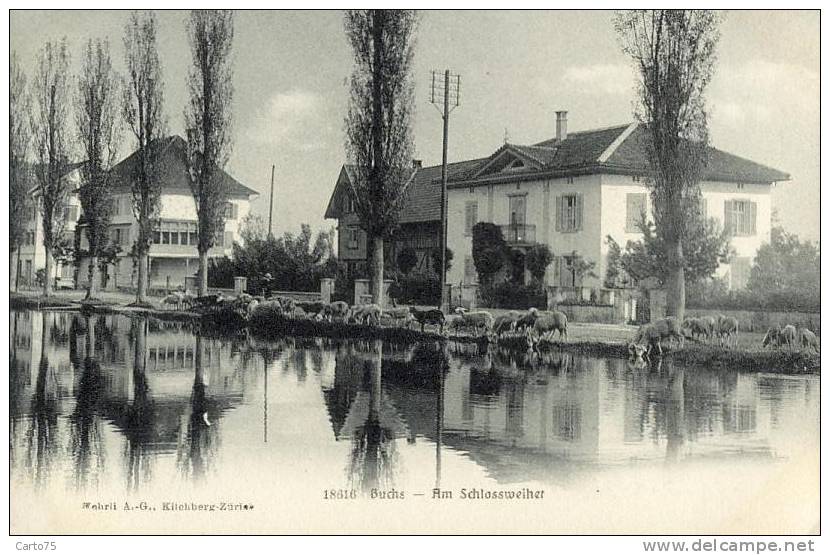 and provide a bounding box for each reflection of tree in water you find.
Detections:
[66,315,109,491]
[25,314,62,489]
[346,340,400,494]
[176,335,219,482]
[124,317,155,491]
